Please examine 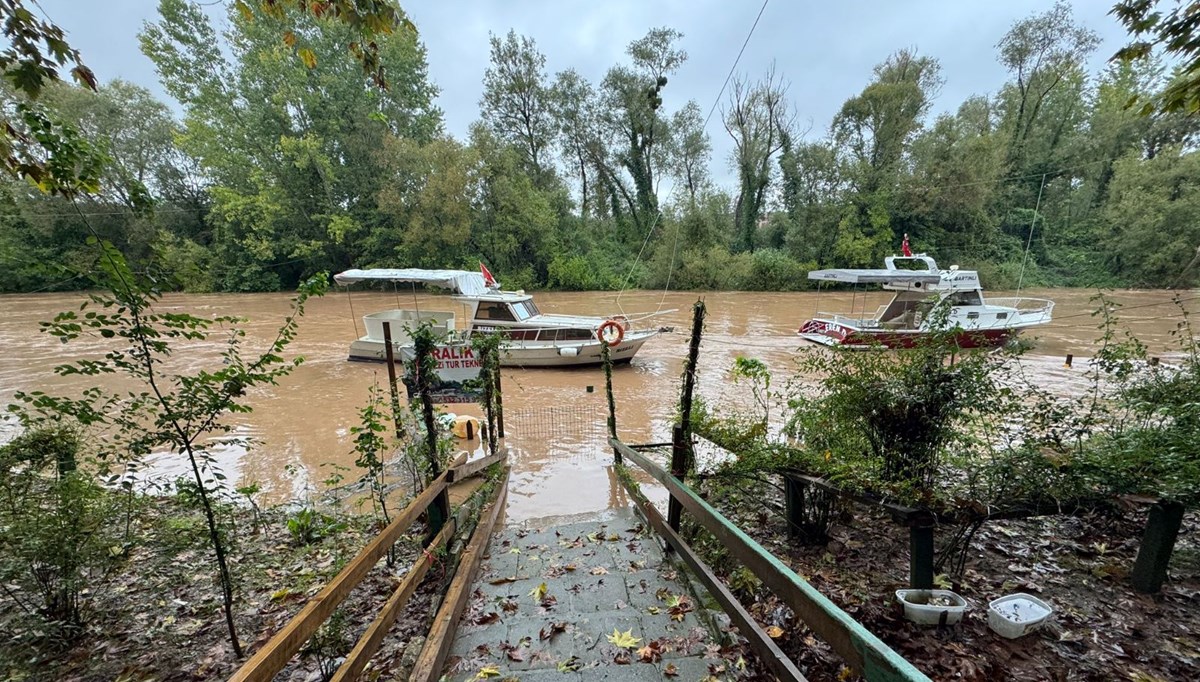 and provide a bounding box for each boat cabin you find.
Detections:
[455,292,598,342]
